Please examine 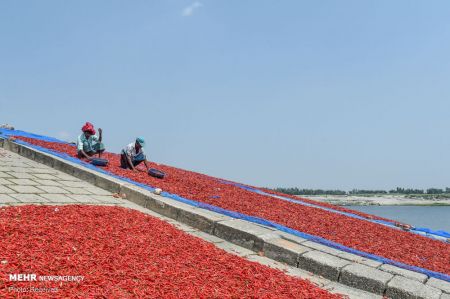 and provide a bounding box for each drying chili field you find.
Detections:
[0,205,340,298]
[14,136,450,276]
